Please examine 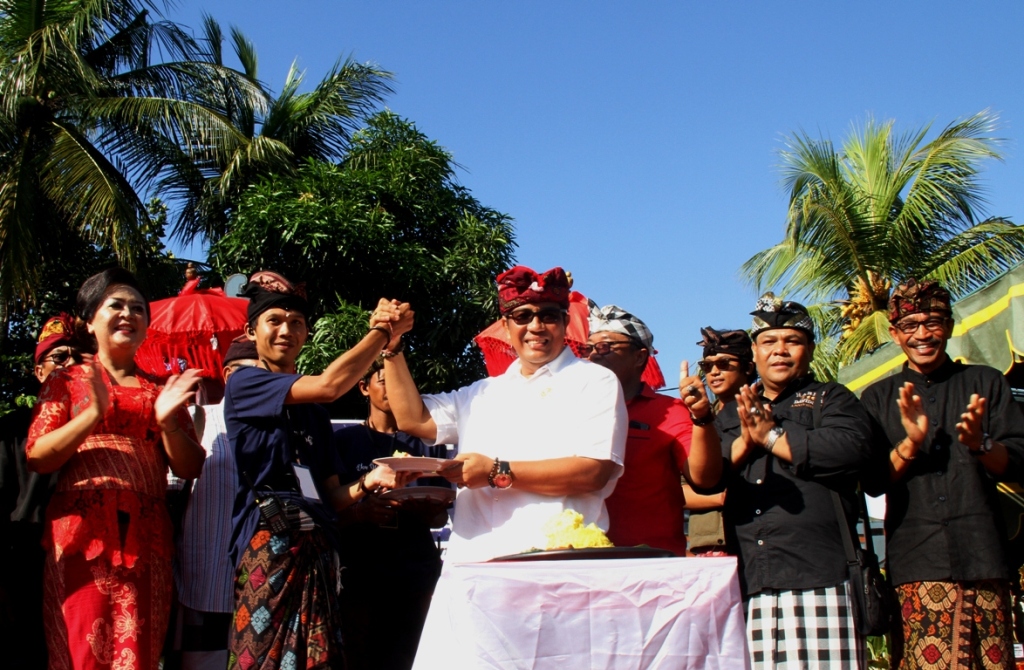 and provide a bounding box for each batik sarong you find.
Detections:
[745,581,864,669]
[892,580,1014,670]
[228,528,343,670]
